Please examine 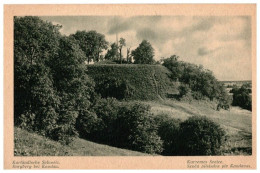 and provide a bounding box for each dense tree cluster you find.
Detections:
[104,39,155,64]
[14,16,95,143]
[70,30,108,63]
[76,99,226,155]
[162,55,232,109]
[77,99,163,154]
